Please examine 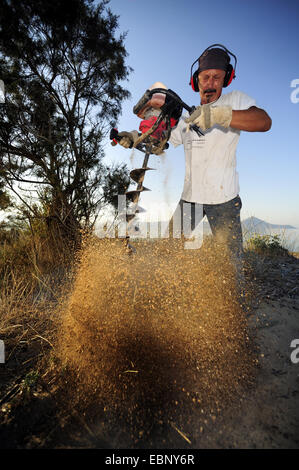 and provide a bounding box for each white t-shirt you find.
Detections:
[169,90,256,204]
